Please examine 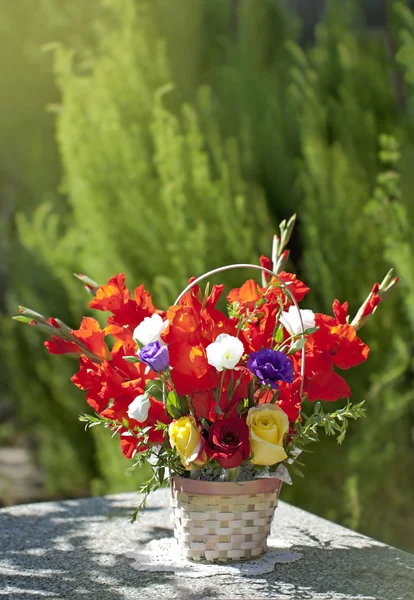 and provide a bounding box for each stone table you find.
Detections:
[0,489,413,599]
